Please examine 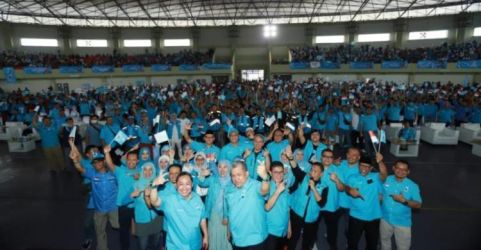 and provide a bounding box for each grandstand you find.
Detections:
[0,1,480,250]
